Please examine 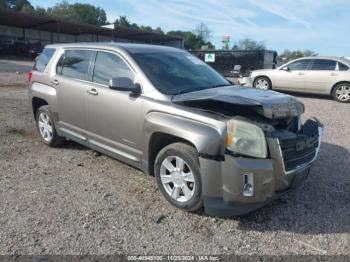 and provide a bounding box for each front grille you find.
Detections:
[279,134,319,172]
